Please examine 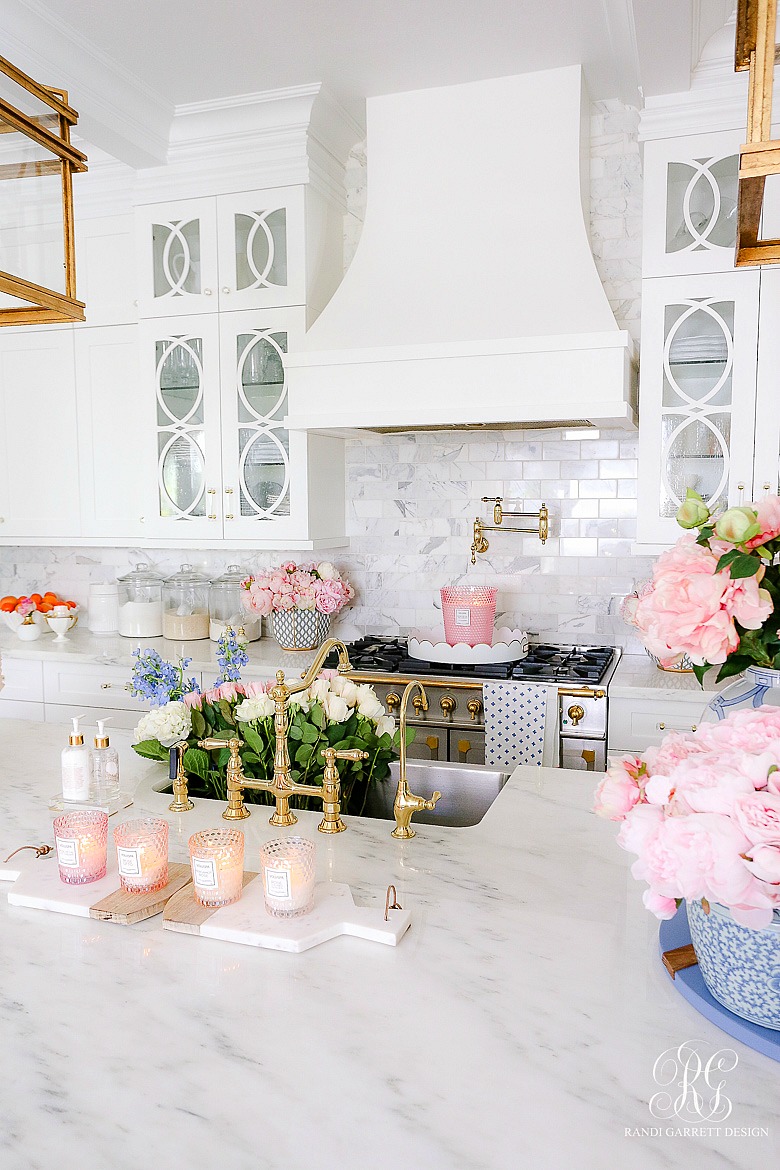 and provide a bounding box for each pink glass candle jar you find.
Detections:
[440,585,497,647]
[53,810,108,885]
[114,817,169,894]
[188,829,245,908]
[260,836,316,918]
